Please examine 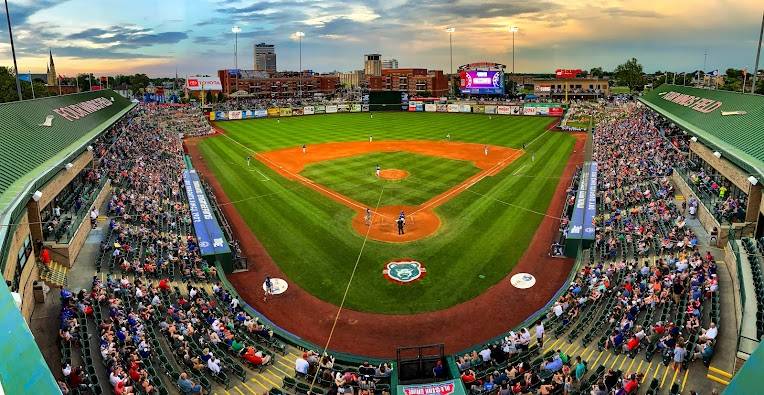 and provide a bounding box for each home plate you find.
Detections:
[510,273,536,289]
[263,278,288,295]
